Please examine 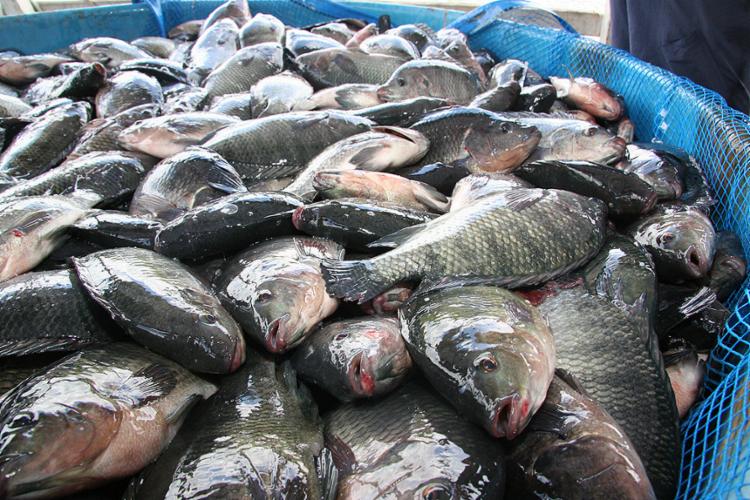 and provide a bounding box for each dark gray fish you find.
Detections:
[0,343,216,499]
[620,144,684,201]
[291,316,411,400]
[163,86,208,114]
[395,161,471,195]
[72,210,162,249]
[489,59,528,85]
[351,96,449,127]
[378,59,483,105]
[325,381,506,500]
[207,91,254,119]
[130,36,177,59]
[535,283,680,499]
[0,151,149,207]
[20,97,74,119]
[43,62,108,103]
[169,20,203,41]
[126,351,332,500]
[69,37,151,68]
[550,76,624,121]
[507,373,656,499]
[0,269,118,357]
[655,284,727,351]
[704,230,747,301]
[474,49,496,76]
[663,341,705,418]
[449,172,532,211]
[285,28,343,57]
[239,13,286,47]
[360,34,419,59]
[386,23,435,52]
[296,83,381,111]
[201,110,372,182]
[469,80,520,112]
[216,237,342,353]
[203,42,283,98]
[249,71,314,117]
[514,83,556,112]
[130,147,246,221]
[168,40,193,65]
[0,101,90,179]
[322,188,607,303]
[188,18,239,83]
[200,0,250,34]
[409,107,541,173]
[72,247,246,374]
[311,22,356,44]
[0,94,31,118]
[0,53,72,86]
[95,71,163,118]
[118,58,189,84]
[154,191,303,260]
[296,47,405,88]
[291,198,436,252]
